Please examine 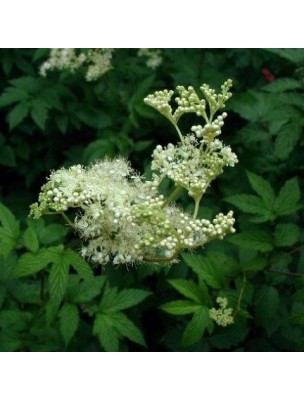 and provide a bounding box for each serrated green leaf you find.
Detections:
[263,78,302,92]
[33,221,68,246]
[265,49,304,64]
[243,256,268,272]
[246,171,275,207]
[0,309,32,332]
[274,123,301,160]
[0,228,16,257]
[275,177,301,216]
[10,76,41,92]
[63,249,94,282]
[255,286,280,335]
[0,87,28,107]
[13,248,56,277]
[93,313,120,352]
[182,253,222,288]
[160,300,202,315]
[48,250,70,309]
[182,307,211,347]
[225,194,269,215]
[72,276,107,303]
[274,223,300,247]
[182,252,204,276]
[100,288,151,313]
[8,102,30,130]
[168,279,205,304]
[228,230,273,252]
[210,321,248,350]
[0,203,20,238]
[31,99,48,130]
[111,312,146,346]
[59,303,79,346]
[23,227,39,253]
